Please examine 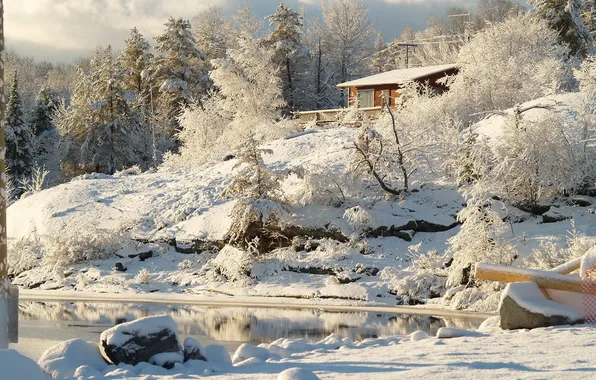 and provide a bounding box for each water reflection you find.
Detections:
[19,301,482,344]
